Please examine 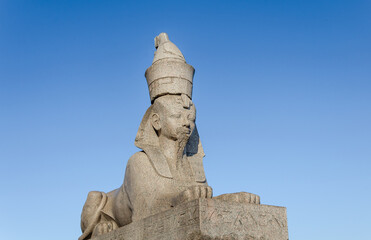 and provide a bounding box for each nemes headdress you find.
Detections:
[145,33,195,103]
